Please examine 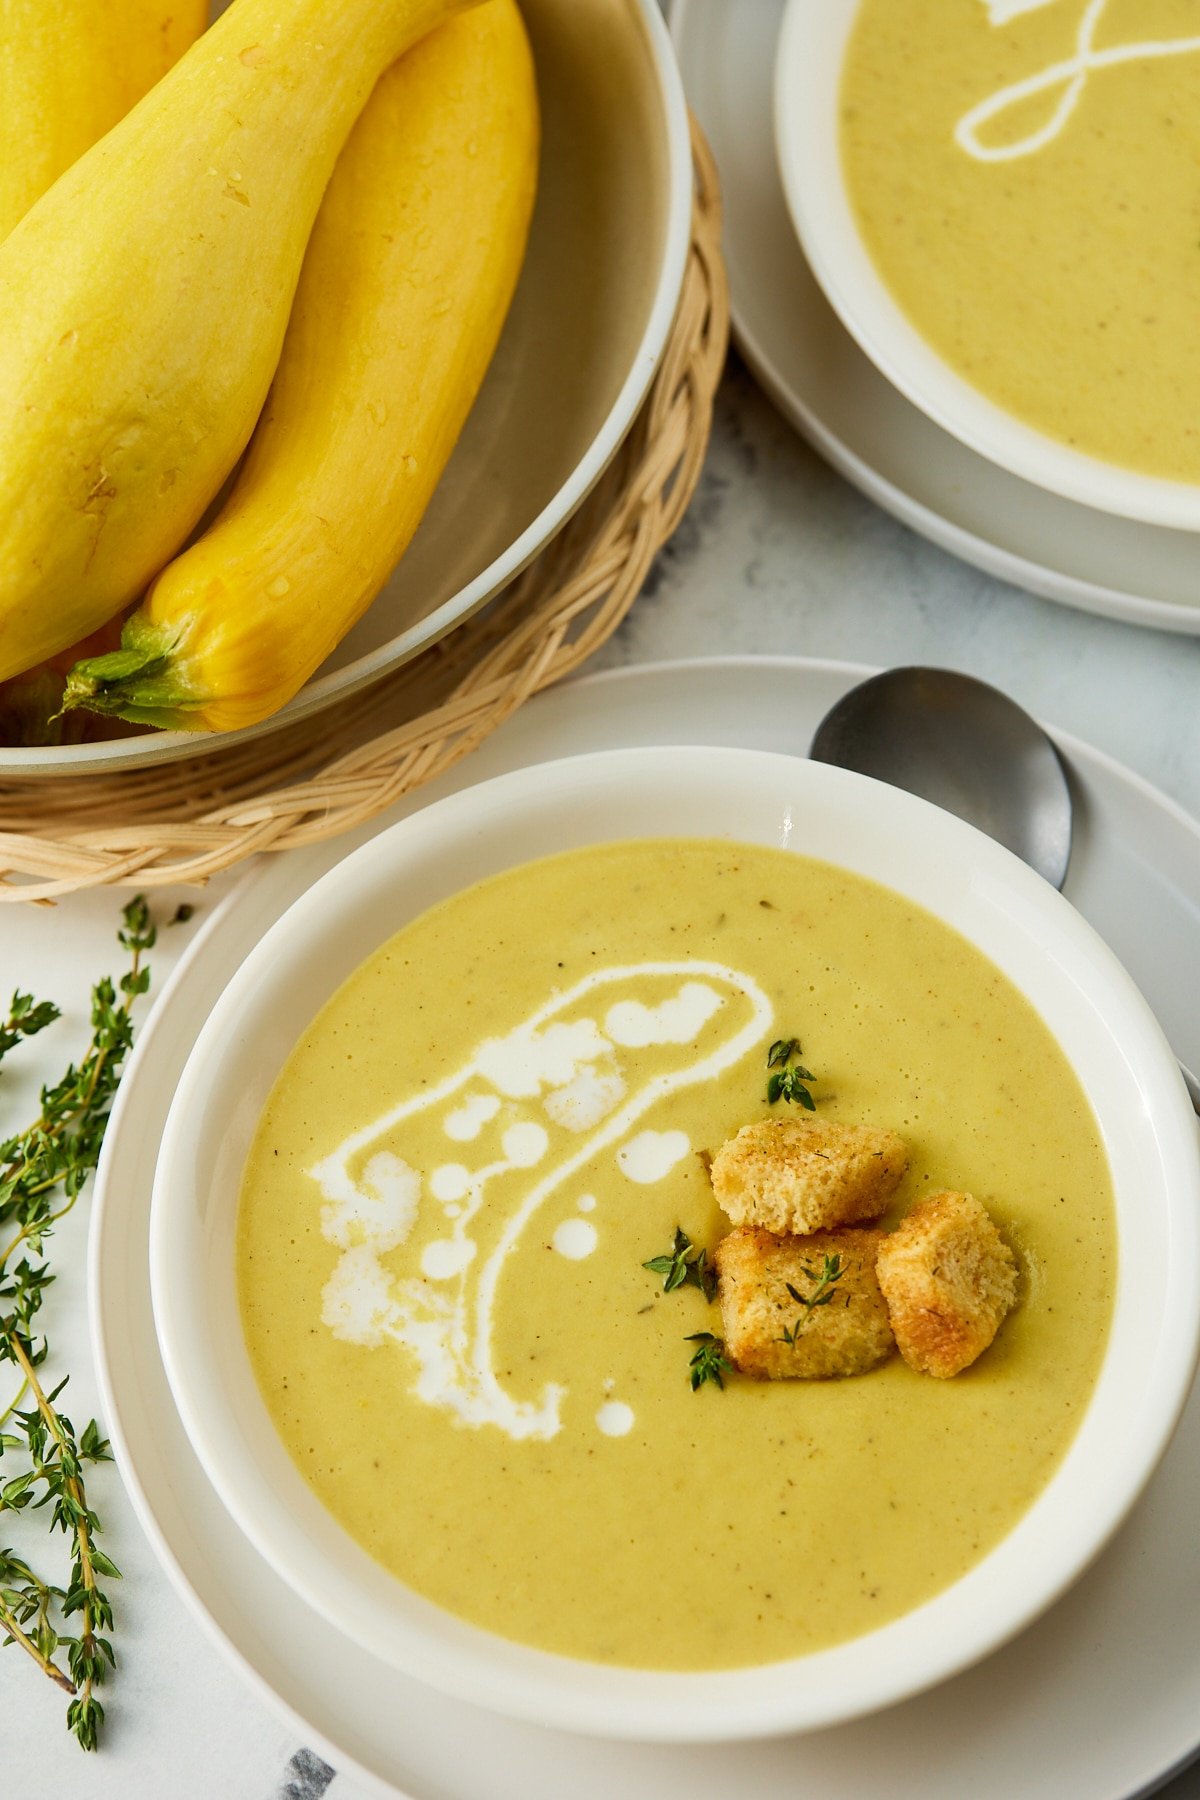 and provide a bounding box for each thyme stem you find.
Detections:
[0,1589,75,1693]
[7,1331,99,1700]
[0,1377,28,1429]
